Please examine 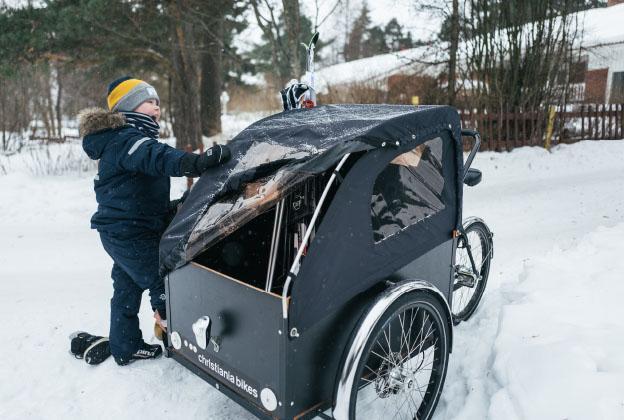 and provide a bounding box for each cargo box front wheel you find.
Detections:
[334,283,451,420]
